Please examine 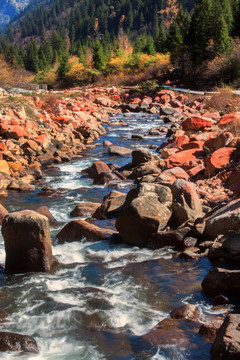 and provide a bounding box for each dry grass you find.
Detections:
[204,88,240,114]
